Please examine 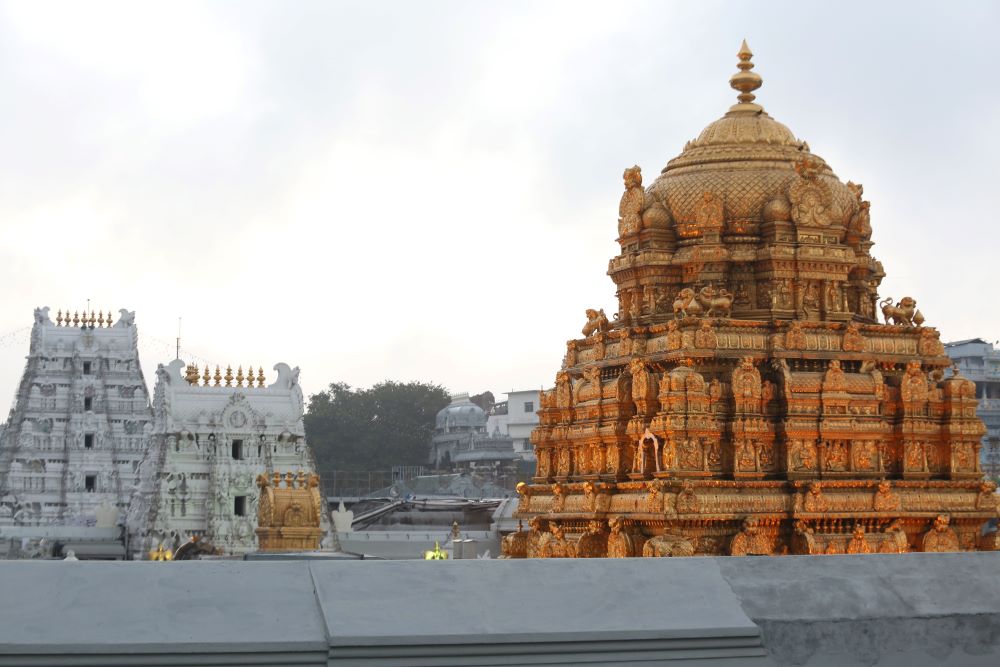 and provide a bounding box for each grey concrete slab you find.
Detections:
[310,557,762,646]
[0,561,327,654]
[719,552,1000,666]
[0,554,998,666]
